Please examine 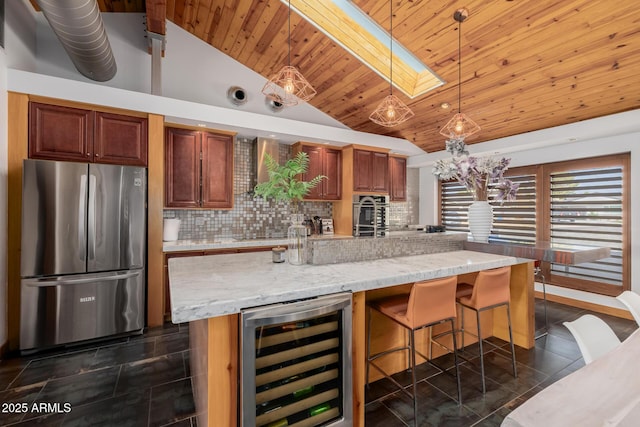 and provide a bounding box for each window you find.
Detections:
[439,154,630,296]
[440,167,538,245]
[543,155,629,295]
[492,167,538,245]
